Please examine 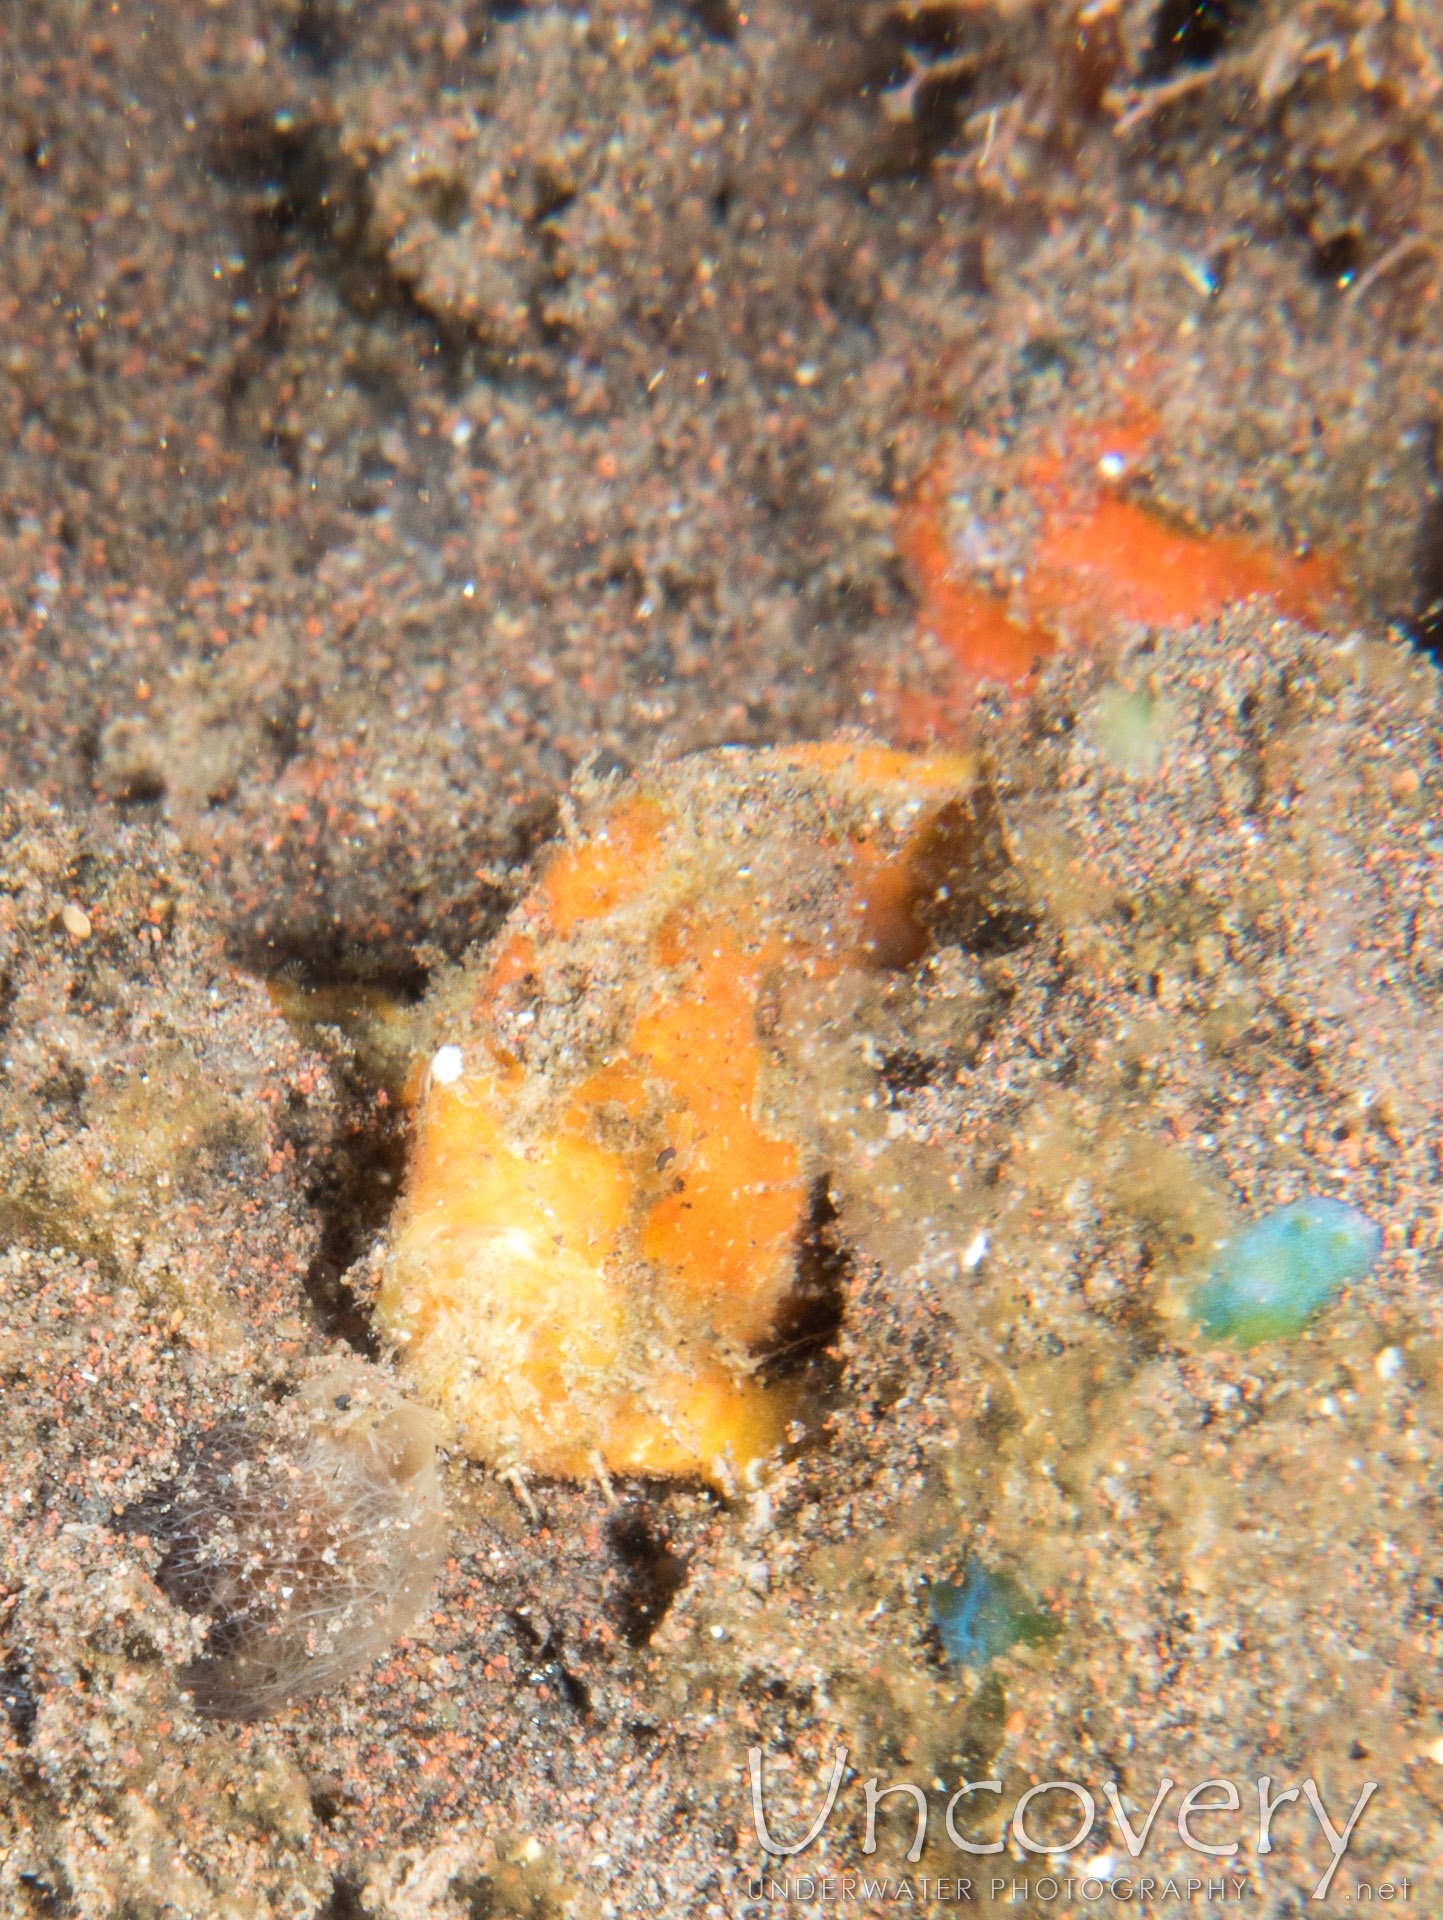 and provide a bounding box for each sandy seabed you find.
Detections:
[4,0,1443,1913]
